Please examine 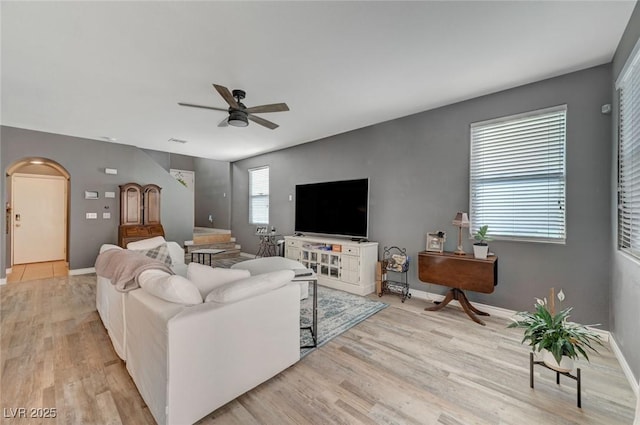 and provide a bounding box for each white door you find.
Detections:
[12,174,67,264]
